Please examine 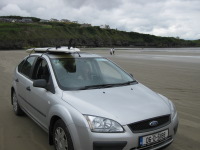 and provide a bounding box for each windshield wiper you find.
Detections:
[78,84,116,90]
[119,80,137,86]
[78,81,137,90]
[103,80,137,87]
